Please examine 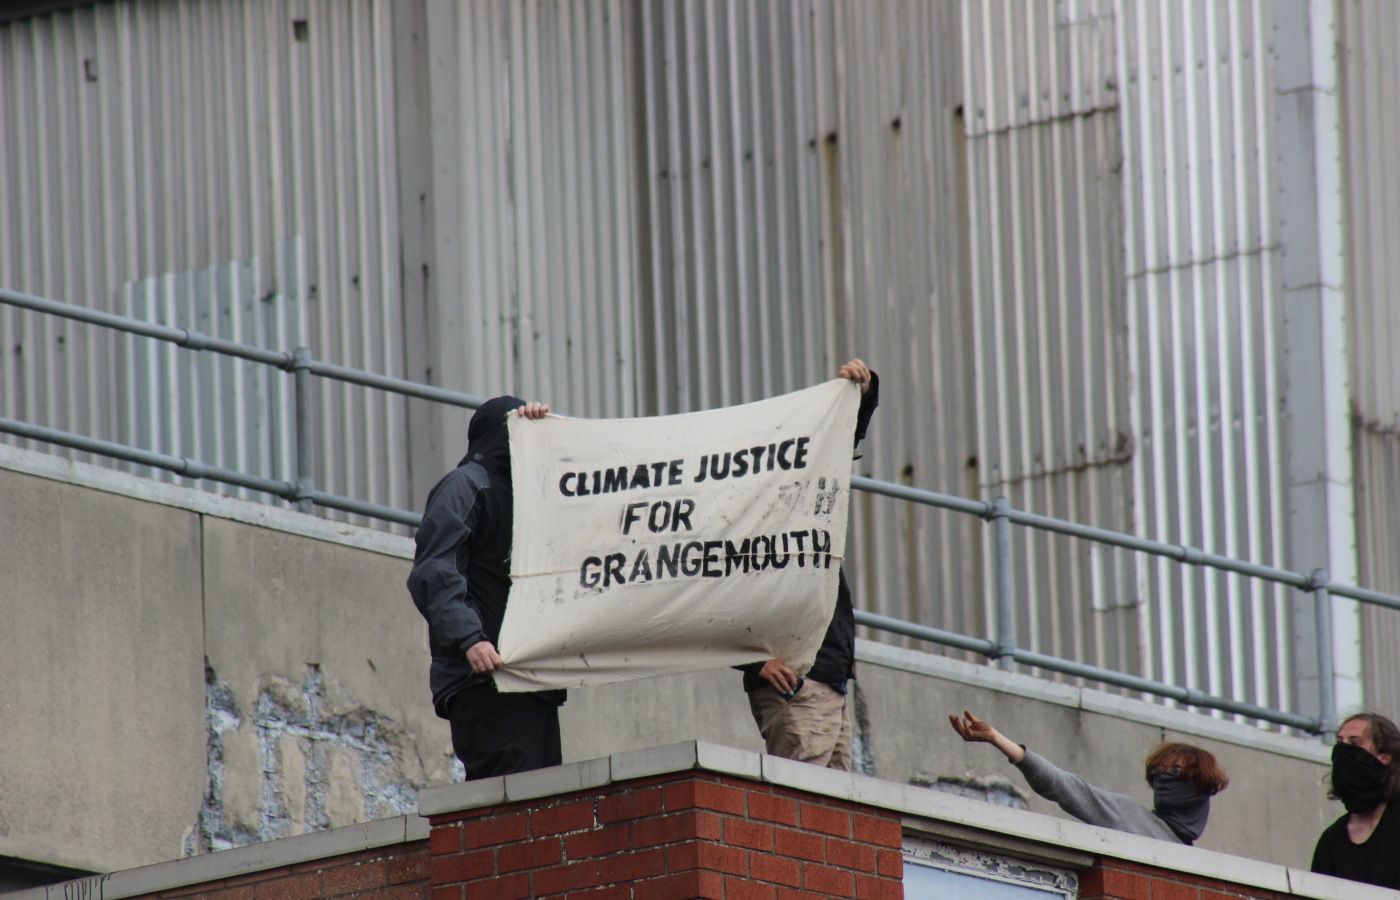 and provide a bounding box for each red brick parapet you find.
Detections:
[426,770,904,899]
[17,741,1397,900]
